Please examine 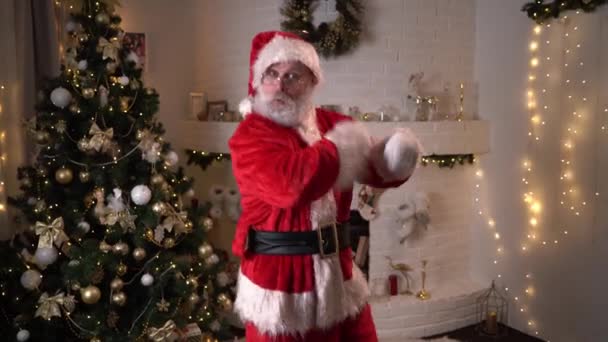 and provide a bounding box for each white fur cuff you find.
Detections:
[325,121,372,189]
